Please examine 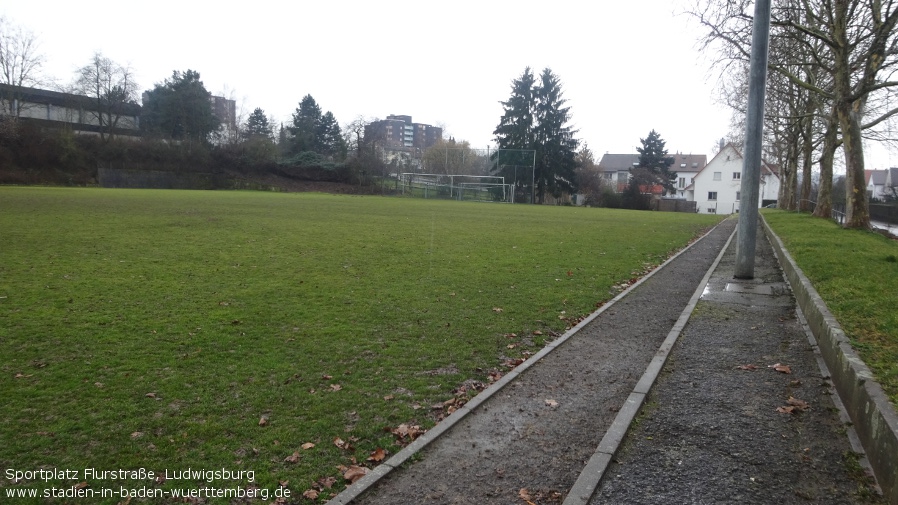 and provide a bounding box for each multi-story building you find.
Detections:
[366,115,442,150]
[364,115,443,169]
